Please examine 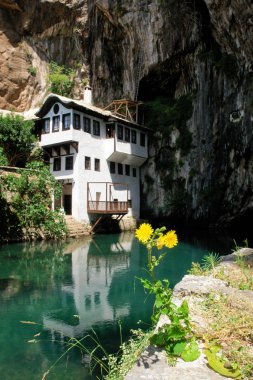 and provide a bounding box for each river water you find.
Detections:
[0,231,233,380]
